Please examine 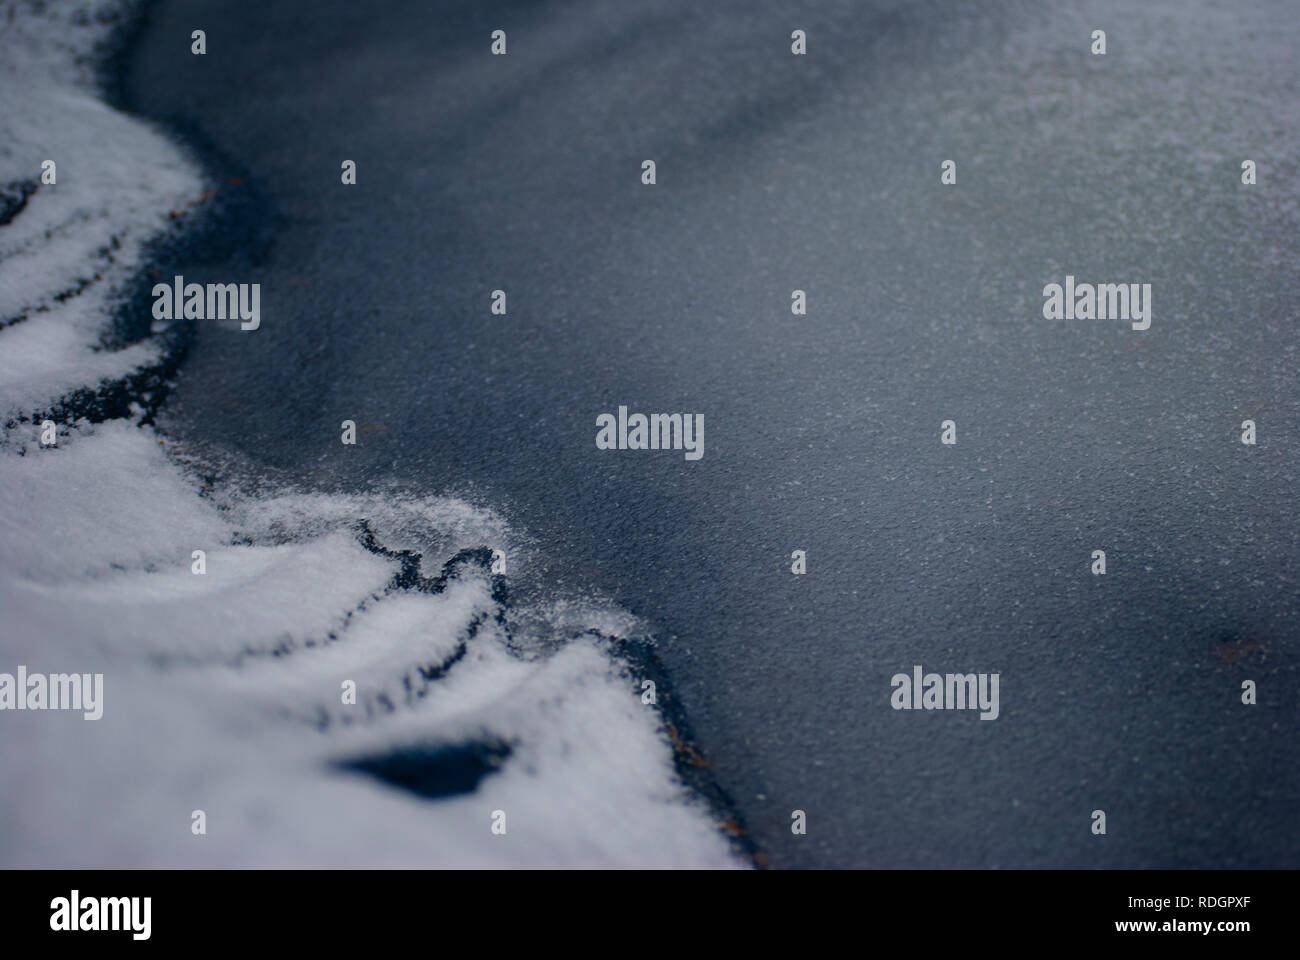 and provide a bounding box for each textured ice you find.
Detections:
[116,0,1300,868]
